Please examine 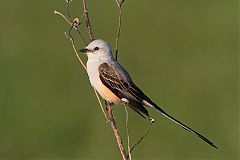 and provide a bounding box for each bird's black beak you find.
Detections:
[79,48,89,53]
